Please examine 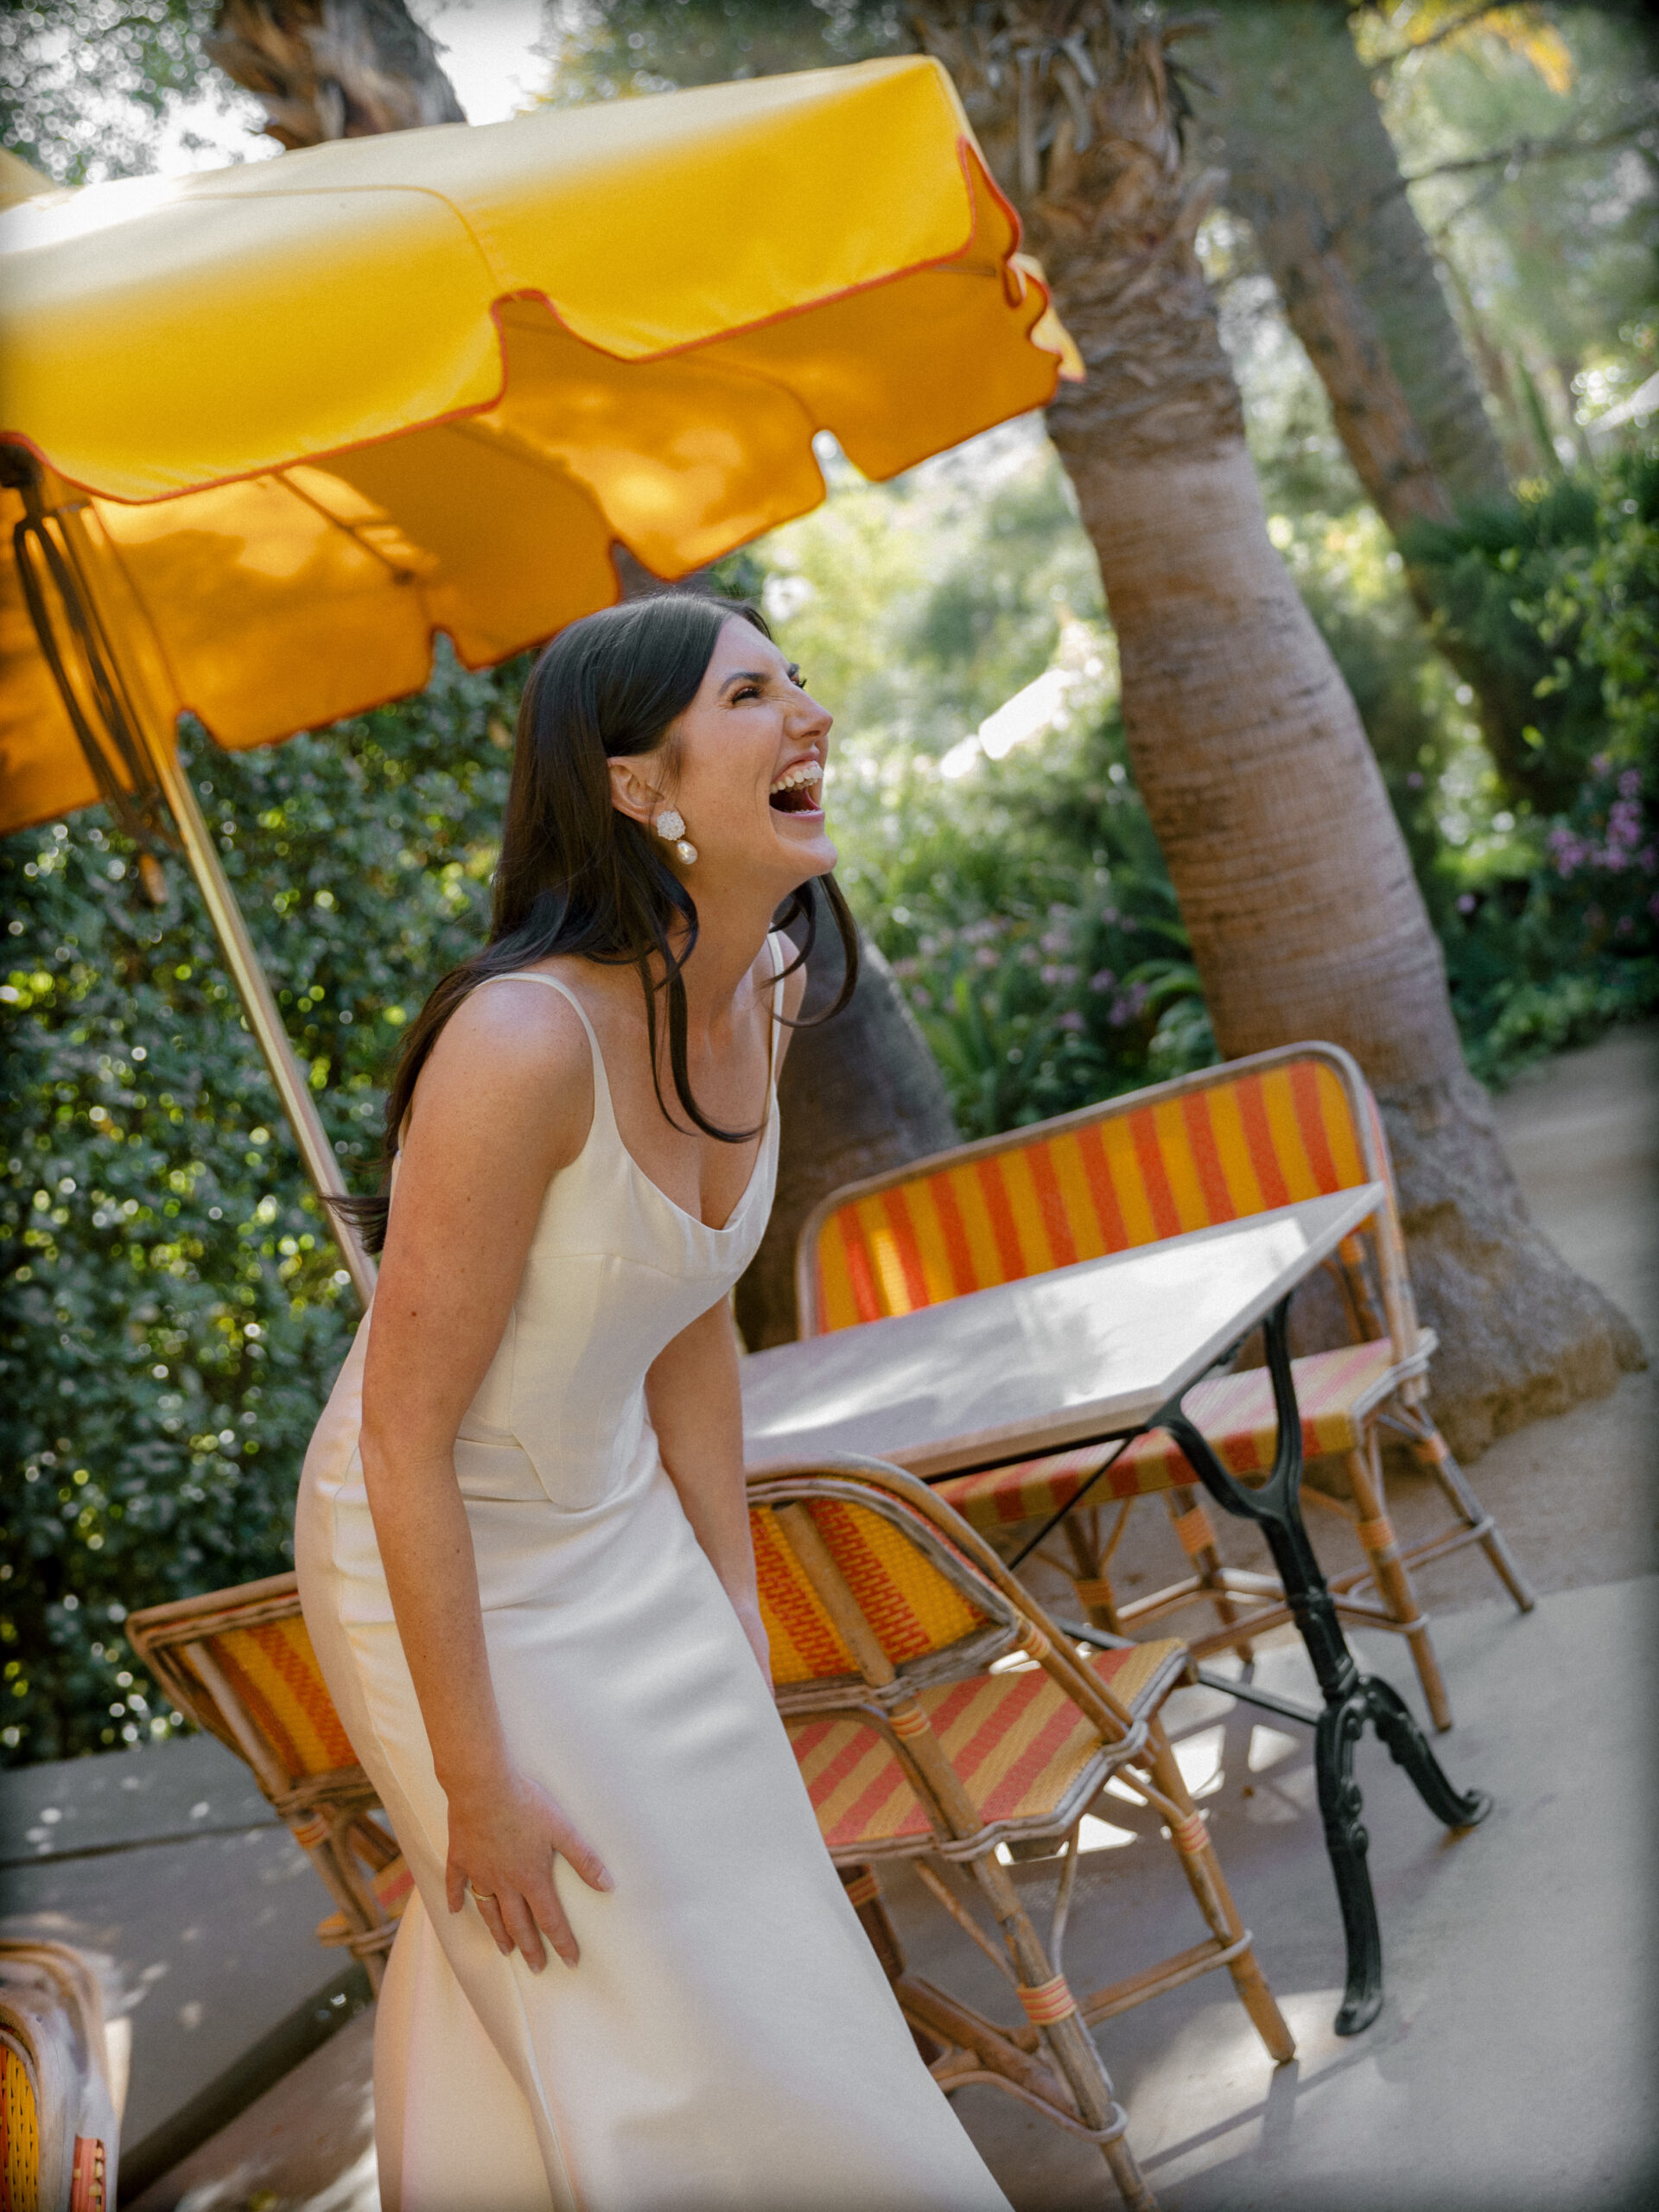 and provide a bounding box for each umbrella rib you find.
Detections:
[278,472,421,582]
